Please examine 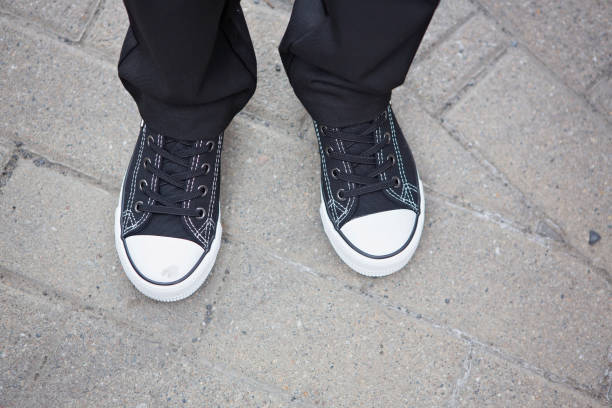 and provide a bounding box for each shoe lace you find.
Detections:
[137,136,215,218]
[321,116,398,200]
